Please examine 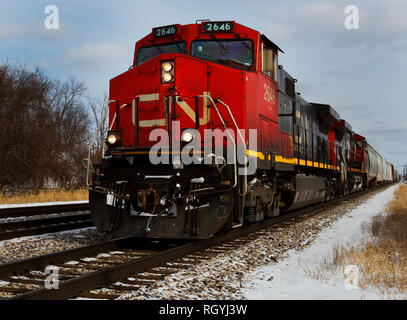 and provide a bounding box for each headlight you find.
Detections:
[106,131,121,147]
[161,60,174,83]
[162,61,173,72]
[107,134,117,145]
[181,131,193,143]
[162,72,173,83]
